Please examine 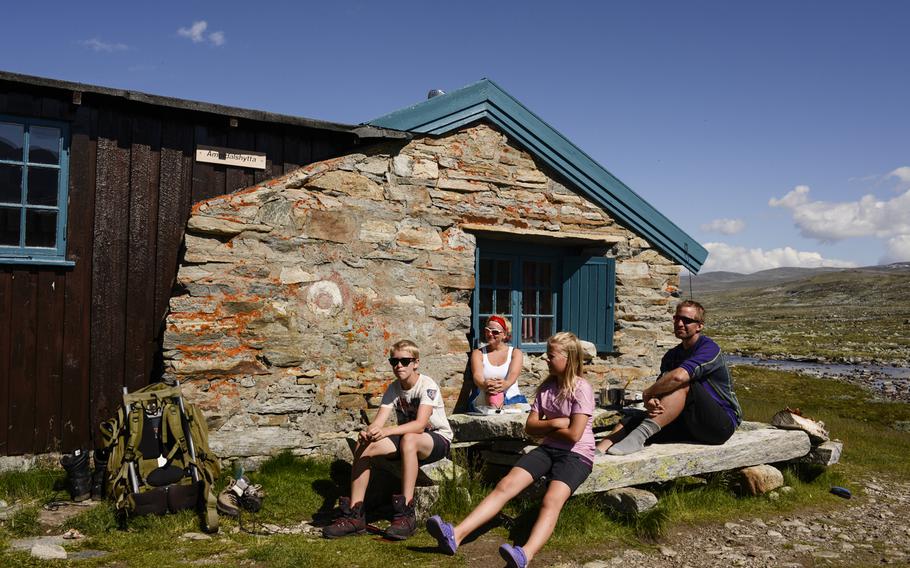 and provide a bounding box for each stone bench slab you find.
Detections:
[576,424,811,494]
[449,408,616,442]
